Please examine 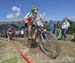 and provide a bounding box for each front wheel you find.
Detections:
[39,31,60,58]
